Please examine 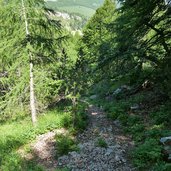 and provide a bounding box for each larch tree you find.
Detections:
[21,0,36,123]
[0,0,64,124]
